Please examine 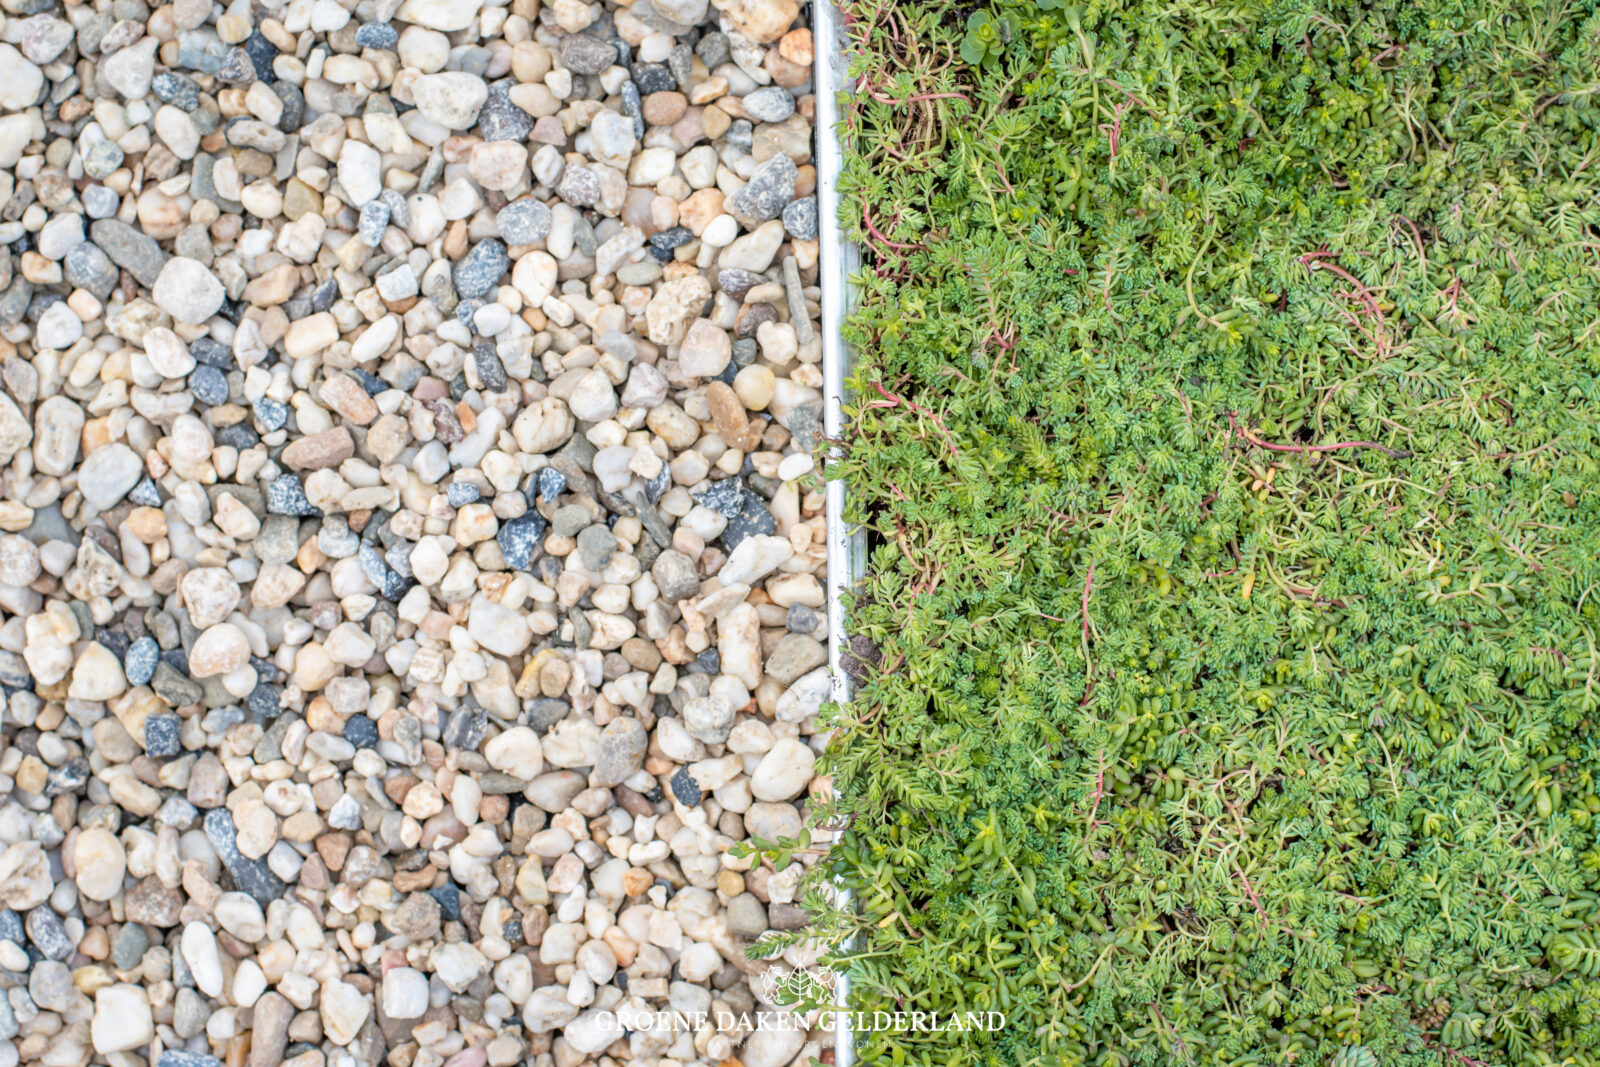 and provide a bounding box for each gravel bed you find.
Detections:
[0,0,831,1063]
